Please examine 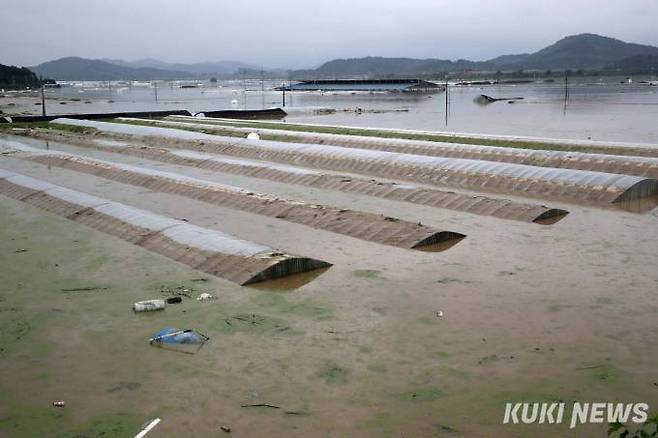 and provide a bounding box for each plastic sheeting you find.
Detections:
[163,224,271,257]
[93,139,129,148]
[51,118,657,204]
[150,327,208,345]
[151,117,658,178]
[46,187,108,208]
[170,150,322,176]
[6,174,57,192]
[54,118,210,141]
[0,169,15,179]
[7,137,569,223]
[94,203,181,232]
[0,170,331,285]
[3,140,466,250]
